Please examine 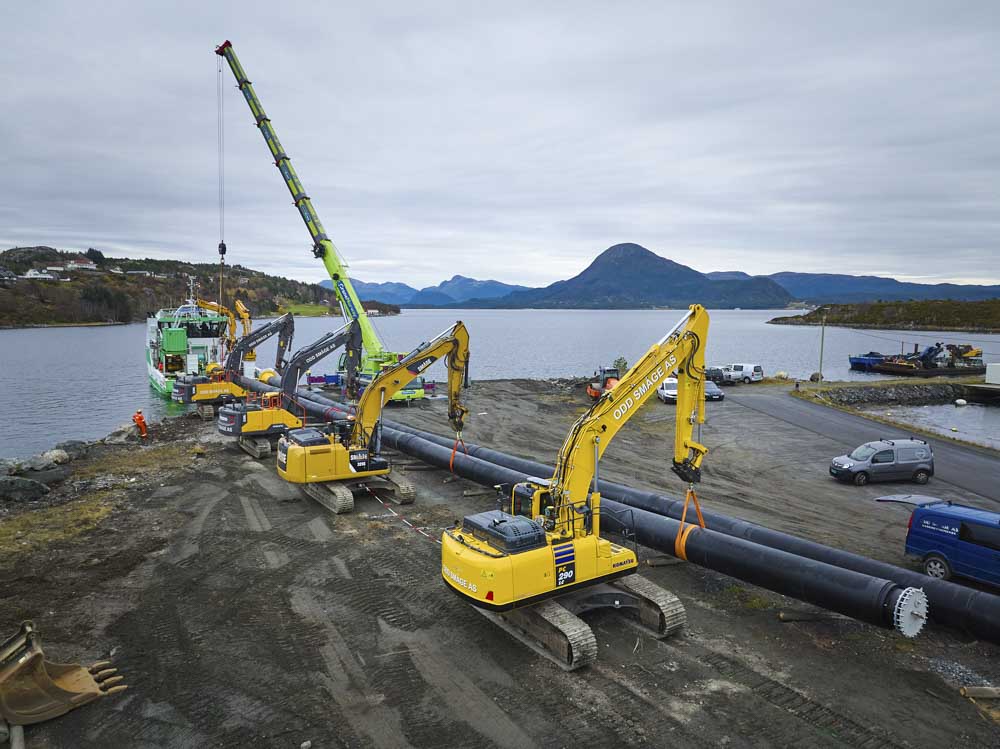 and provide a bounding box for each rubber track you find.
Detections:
[615,574,687,637]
